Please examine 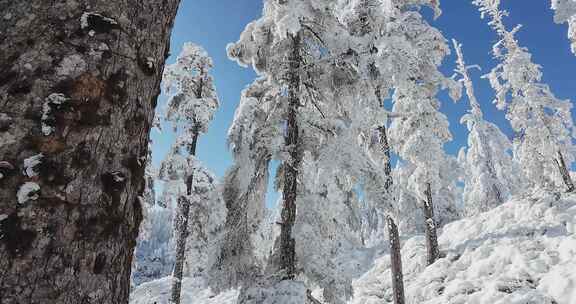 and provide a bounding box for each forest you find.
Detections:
[1,0,576,304]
